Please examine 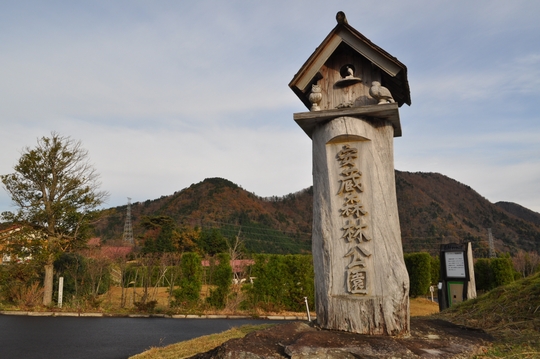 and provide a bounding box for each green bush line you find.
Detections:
[0,251,529,311]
